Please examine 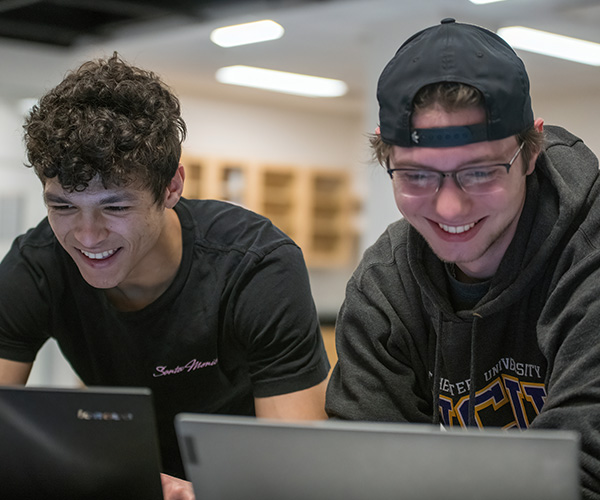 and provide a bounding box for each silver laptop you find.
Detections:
[175,413,580,500]
[0,386,164,500]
